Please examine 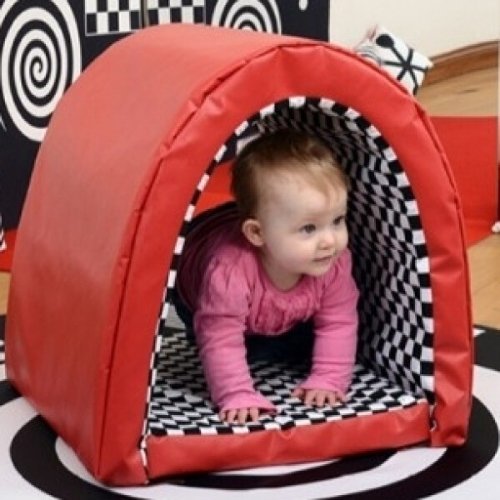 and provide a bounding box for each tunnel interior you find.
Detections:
[144,96,434,437]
